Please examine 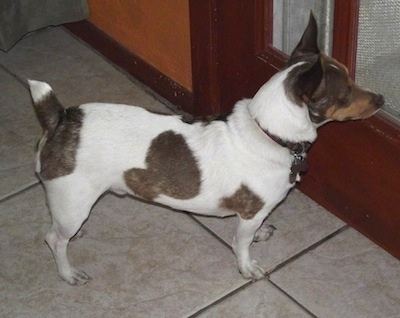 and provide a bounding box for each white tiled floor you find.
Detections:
[1,27,399,318]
